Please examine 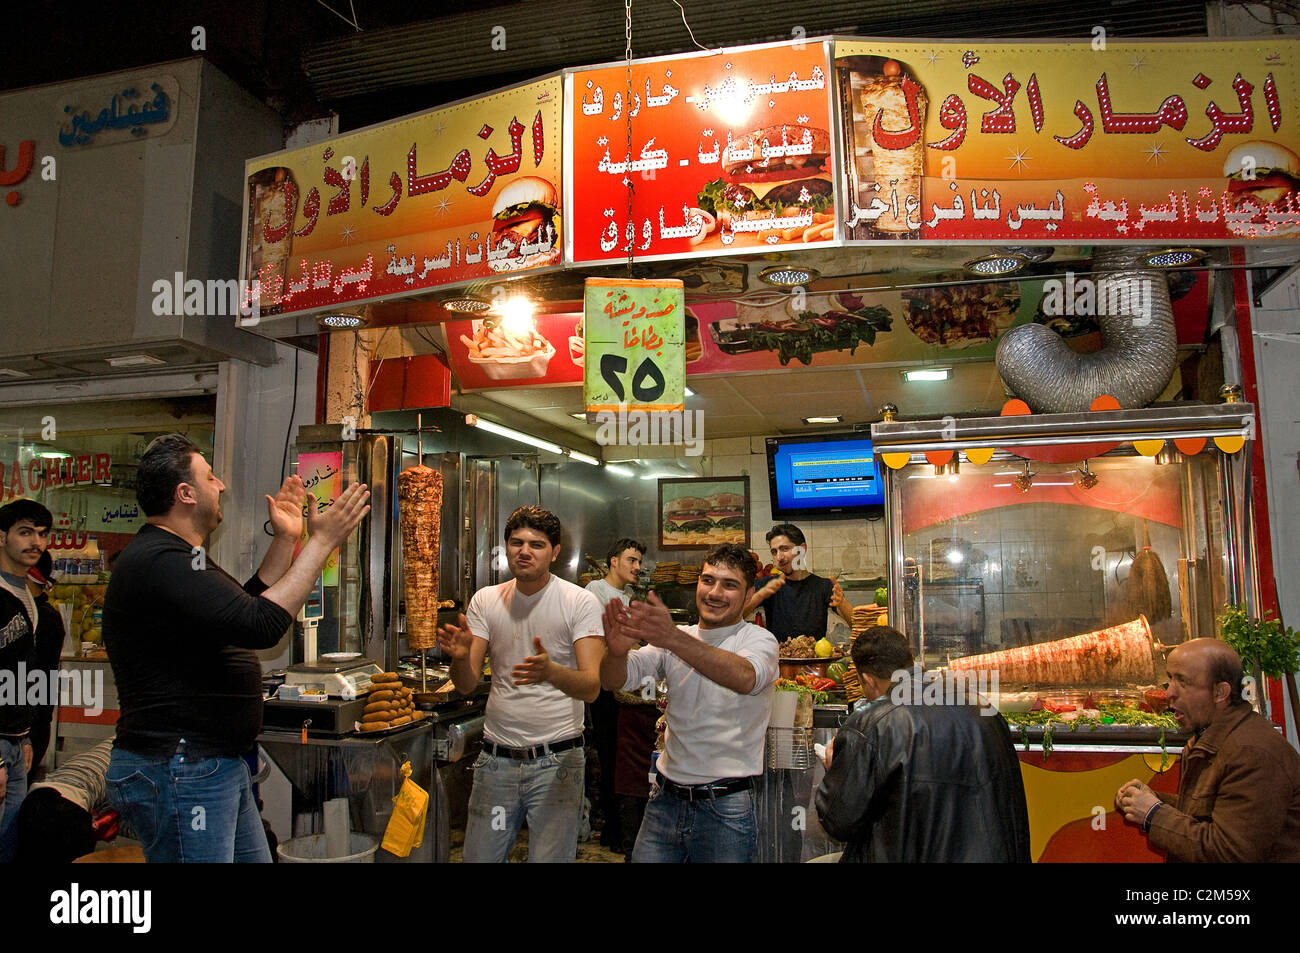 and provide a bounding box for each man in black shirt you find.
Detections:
[104,434,369,863]
[744,524,852,642]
